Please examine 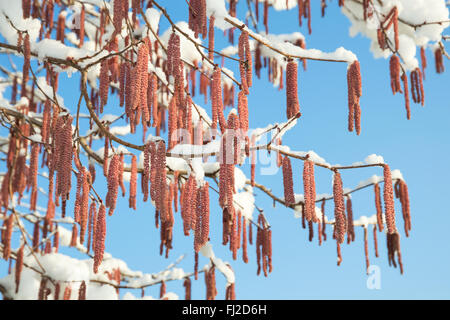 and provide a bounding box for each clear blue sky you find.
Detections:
[1,1,449,300]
